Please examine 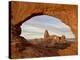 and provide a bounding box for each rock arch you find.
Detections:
[10,1,78,57]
